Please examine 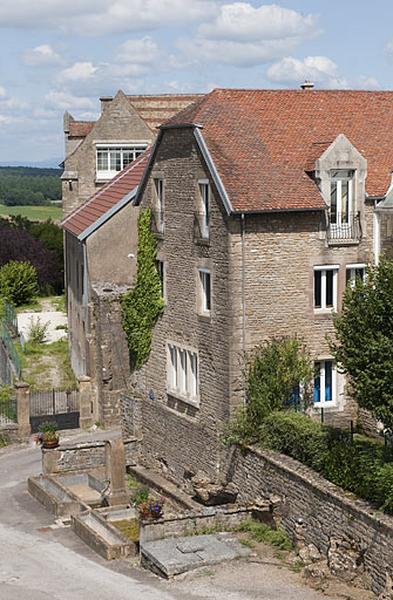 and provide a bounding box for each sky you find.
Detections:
[0,0,393,165]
